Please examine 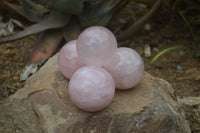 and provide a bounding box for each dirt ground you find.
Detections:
[0,2,200,101]
[111,3,200,99]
